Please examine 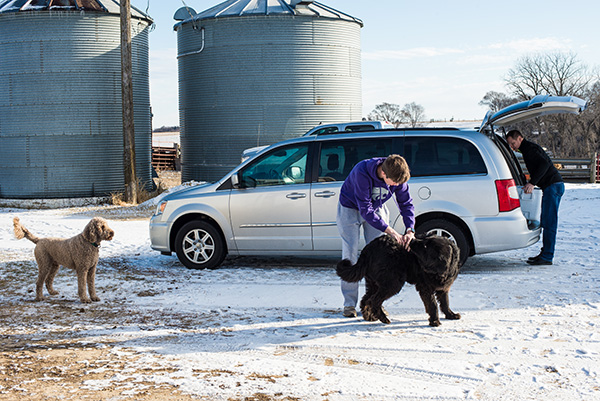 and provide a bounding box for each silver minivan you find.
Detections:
[150,96,586,269]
